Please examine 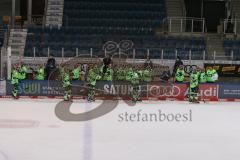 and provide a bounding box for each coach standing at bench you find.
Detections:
[173,56,183,76]
[45,54,56,80]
